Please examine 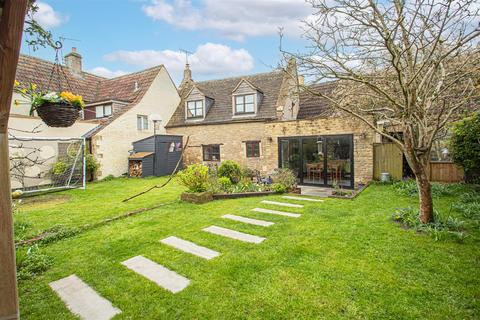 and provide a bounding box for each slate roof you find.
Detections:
[166,70,285,127]
[297,82,339,119]
[16,54,164,135]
